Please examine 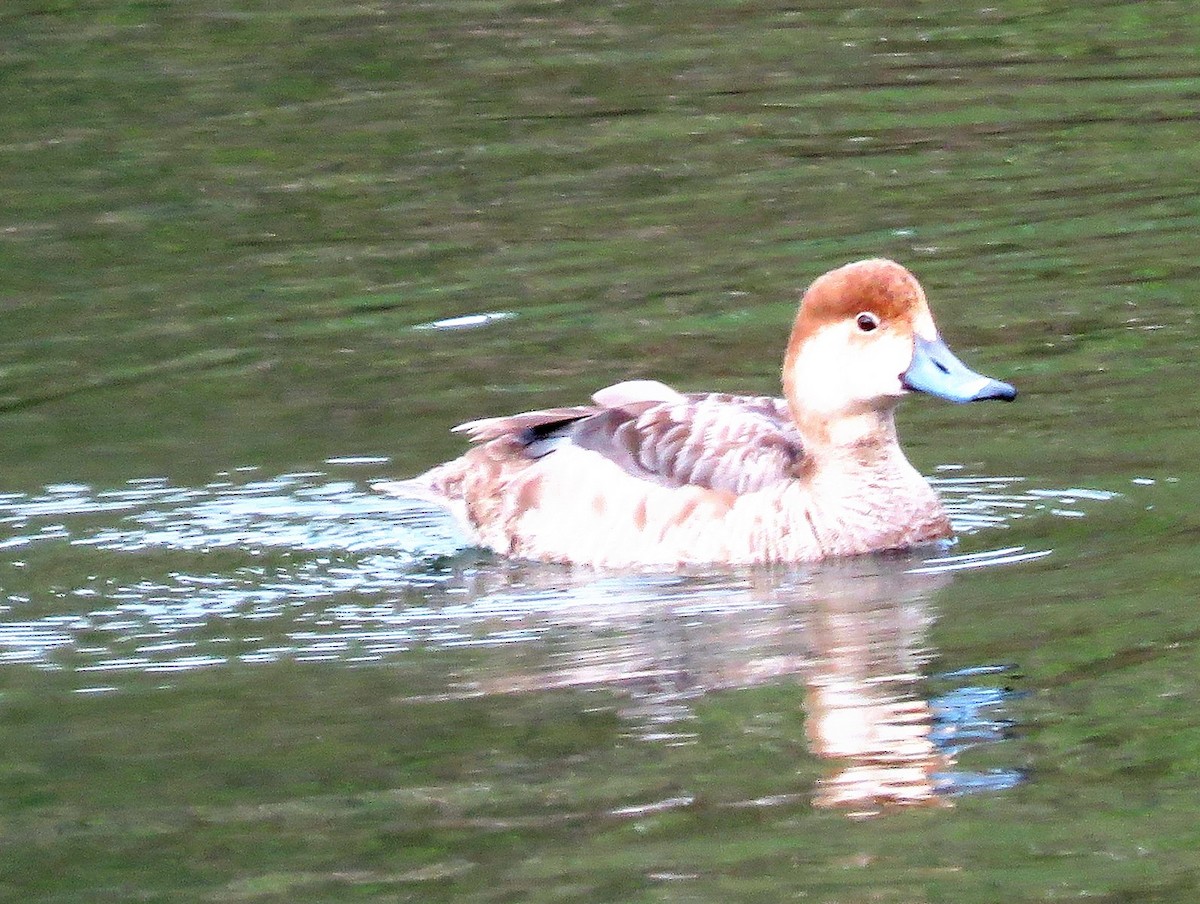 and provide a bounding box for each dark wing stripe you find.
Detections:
[454,406,595,443]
